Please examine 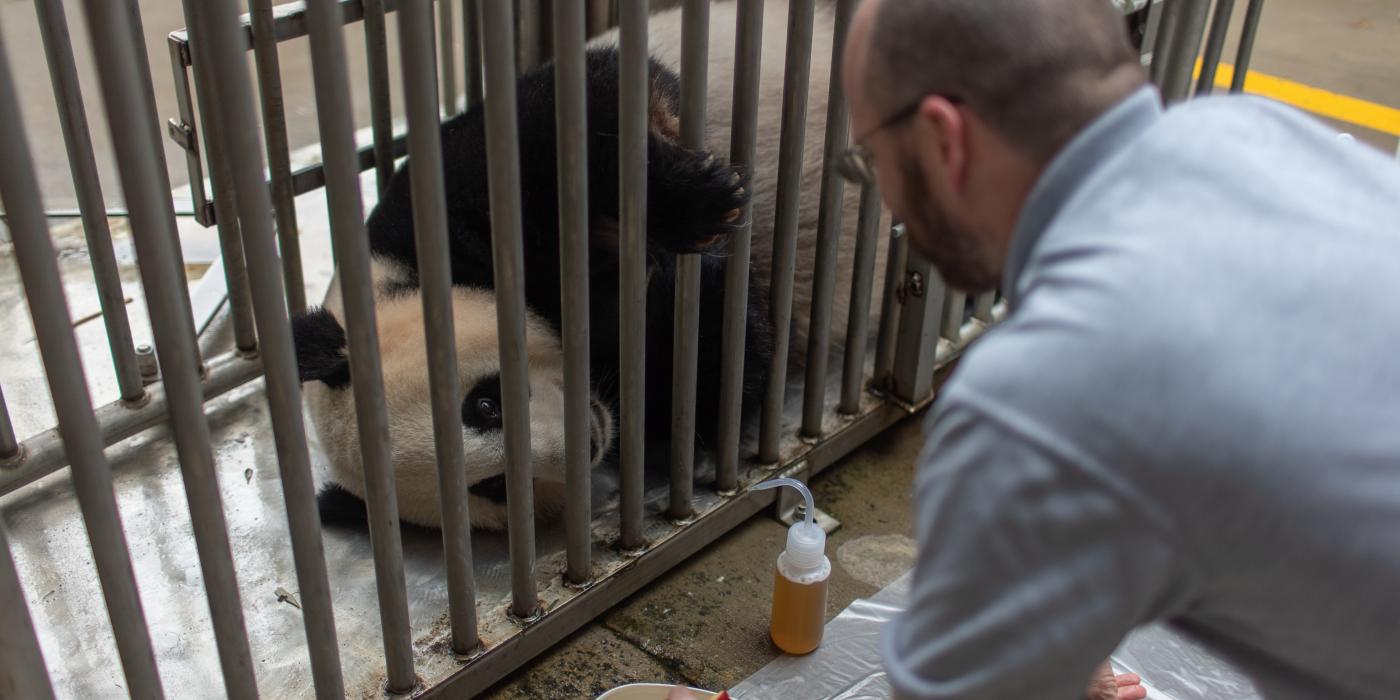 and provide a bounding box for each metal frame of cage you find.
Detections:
[0,0,1262,697]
